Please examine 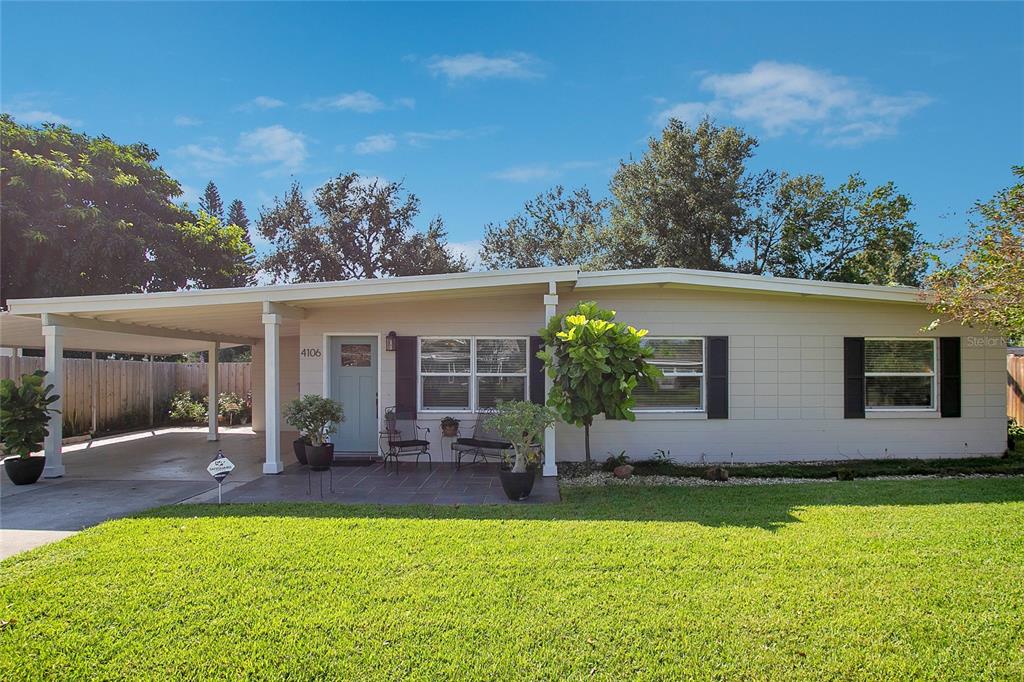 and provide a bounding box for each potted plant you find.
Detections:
[484,400,558,501]
[1,370,60,486]
[284,395,343,471]
[440,416,460,438]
